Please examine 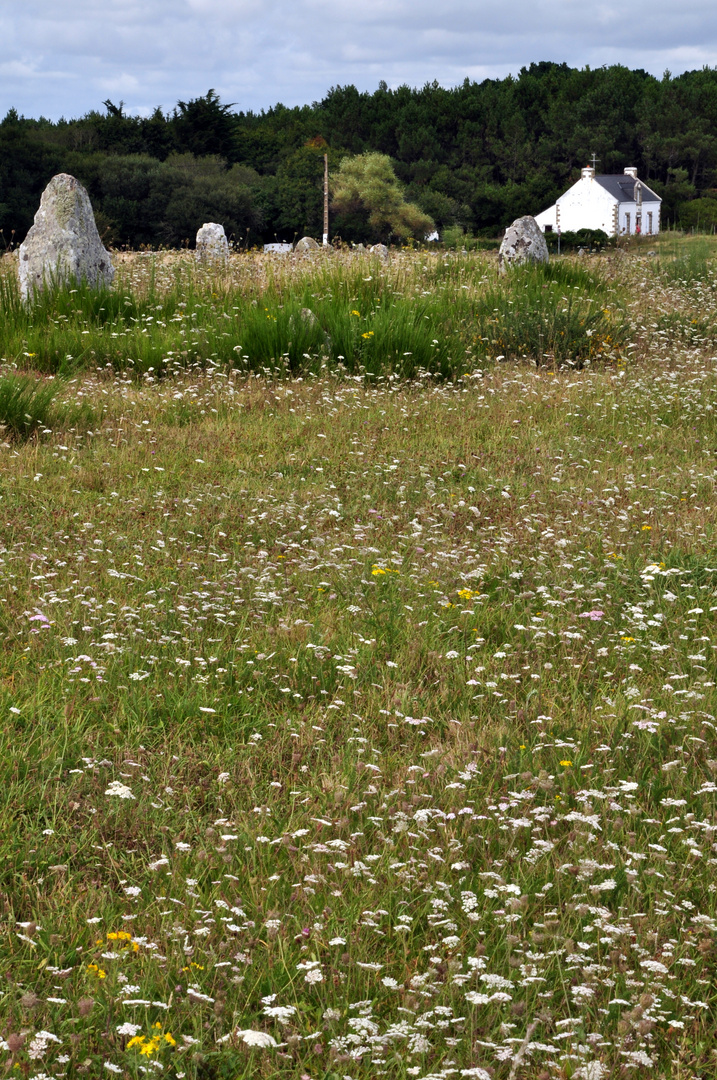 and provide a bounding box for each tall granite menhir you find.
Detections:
[498,215,549,272]
[19,174,114,301]
[195,222,229,264]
